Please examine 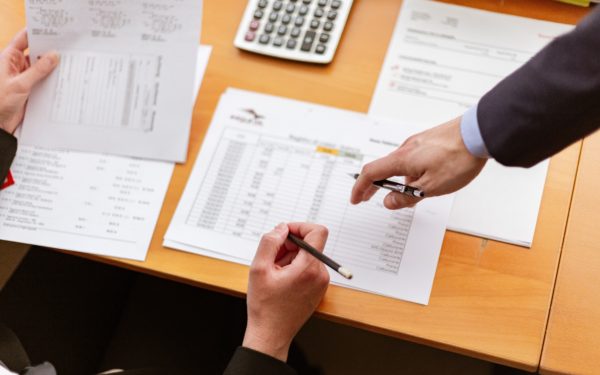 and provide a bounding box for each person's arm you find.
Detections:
[351,7,600,209]
[478,7,600,167]
[0,29,58,181]
[224,223,330,375]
